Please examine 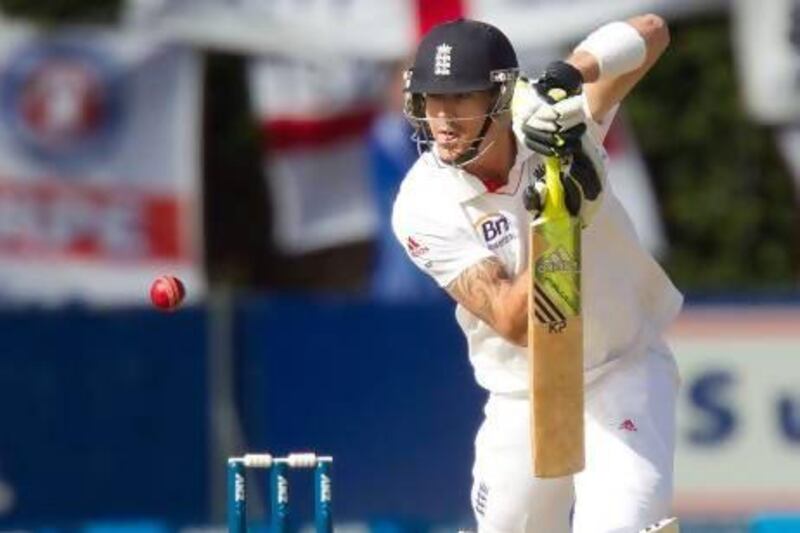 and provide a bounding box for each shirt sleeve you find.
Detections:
[583,94,619,145]
[391,200,494,289]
